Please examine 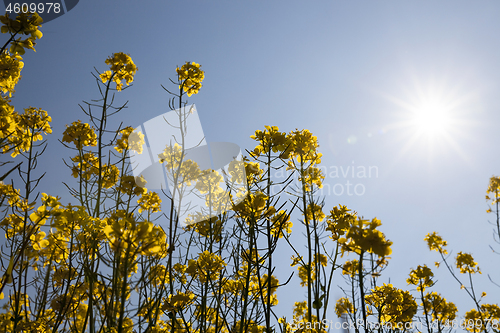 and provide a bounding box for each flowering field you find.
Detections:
[1,12,499,333]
